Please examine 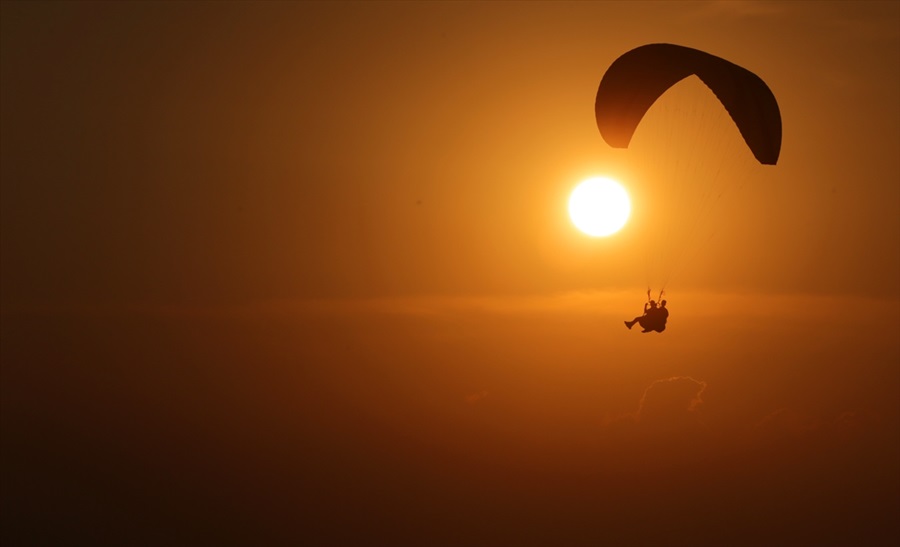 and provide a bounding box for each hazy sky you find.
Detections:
[2,1,898,307]
[2,2,899,546]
